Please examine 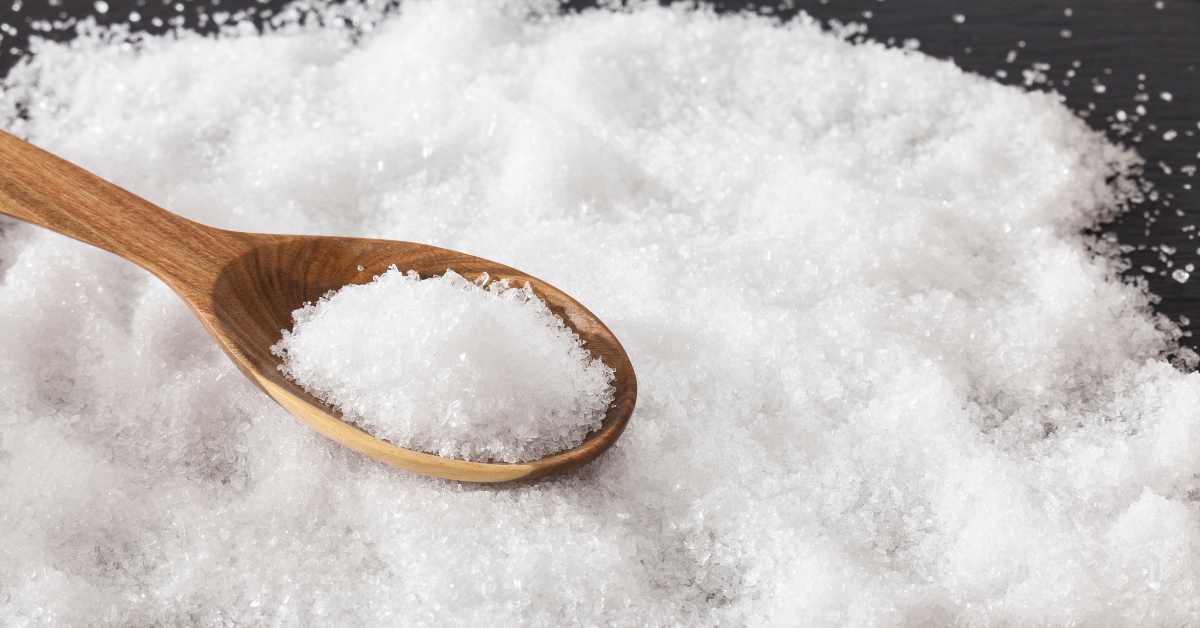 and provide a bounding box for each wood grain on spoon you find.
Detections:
[0,130,637,482]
